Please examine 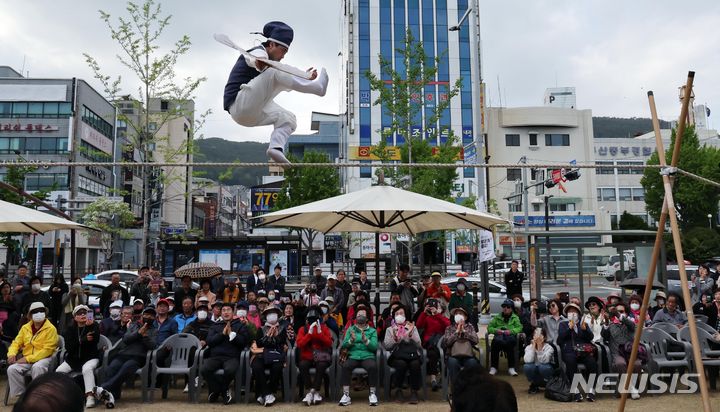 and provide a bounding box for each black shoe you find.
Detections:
[408,391,419,405]
[208,392,220,403]
[431,380,440,391]
[528,384,539,394]
[224,390,233,405]
[586,393,595,402]
[574,393,583,402]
